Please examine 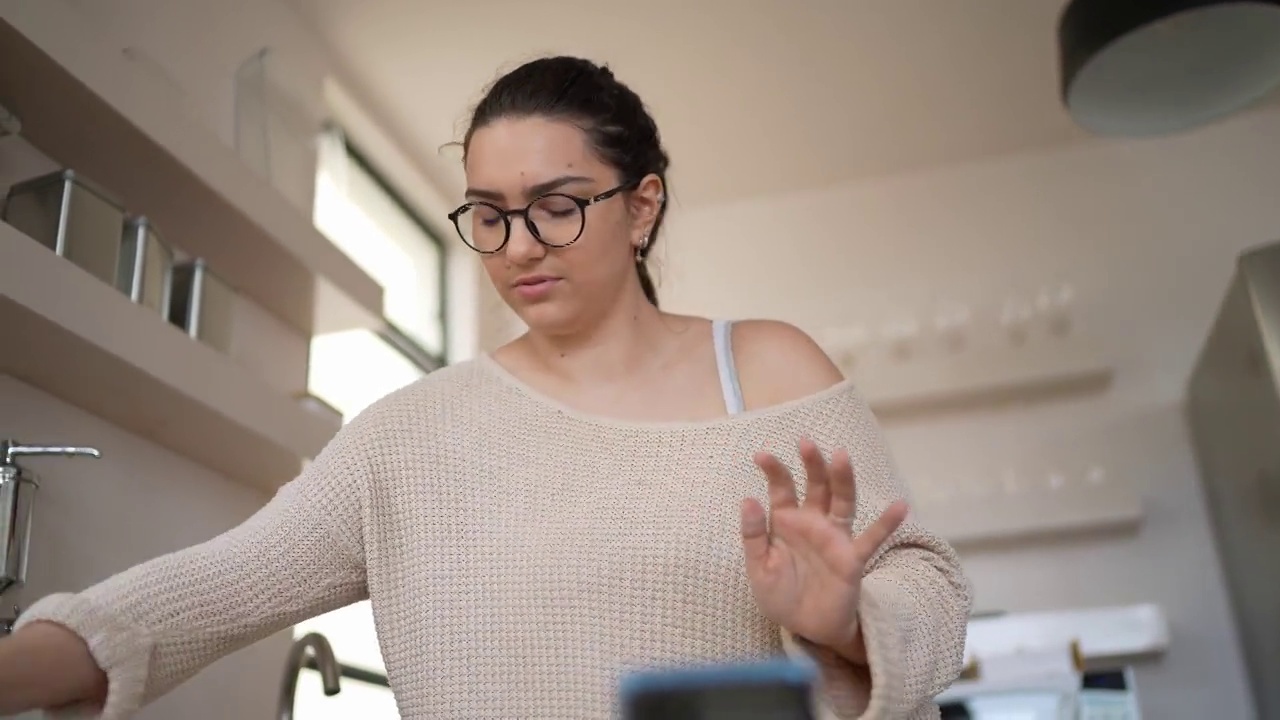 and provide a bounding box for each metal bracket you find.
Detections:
[0,605,21,636]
